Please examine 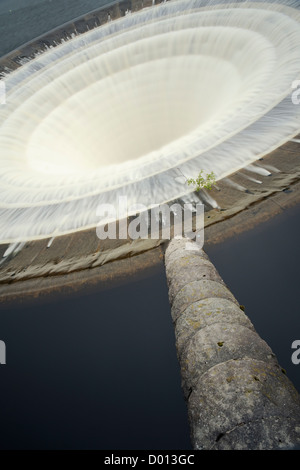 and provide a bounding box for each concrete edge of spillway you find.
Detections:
[164,237,300,450]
